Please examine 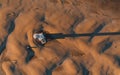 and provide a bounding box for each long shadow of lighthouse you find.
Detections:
[45,32,120,40]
